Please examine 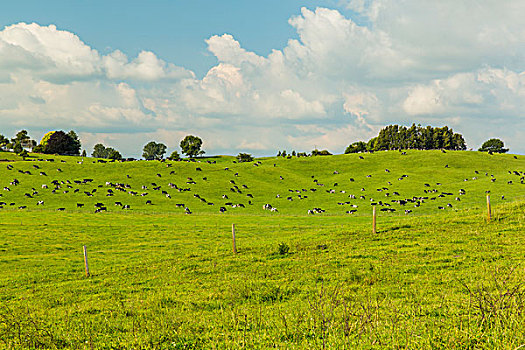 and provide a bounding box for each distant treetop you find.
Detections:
[346,124,467,153]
